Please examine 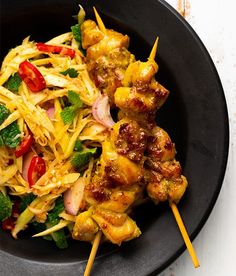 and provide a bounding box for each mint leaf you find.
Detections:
[47,198,64,226]
[74,140,82,151]
[0,193,13,221]
[60,68,78,78]
[60,91,83,124]
[71,24,81,44]
[46,198,68,249]
[0,136,4,147]
[60,106,77,124]
[51,229,68,249]
[0,121,21,148]
[20,194,36,212]
[71,148,97,170]
[0,104,10,125]
[68,90,83,107]
[4,73,22,93]
[0,104,21,148]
